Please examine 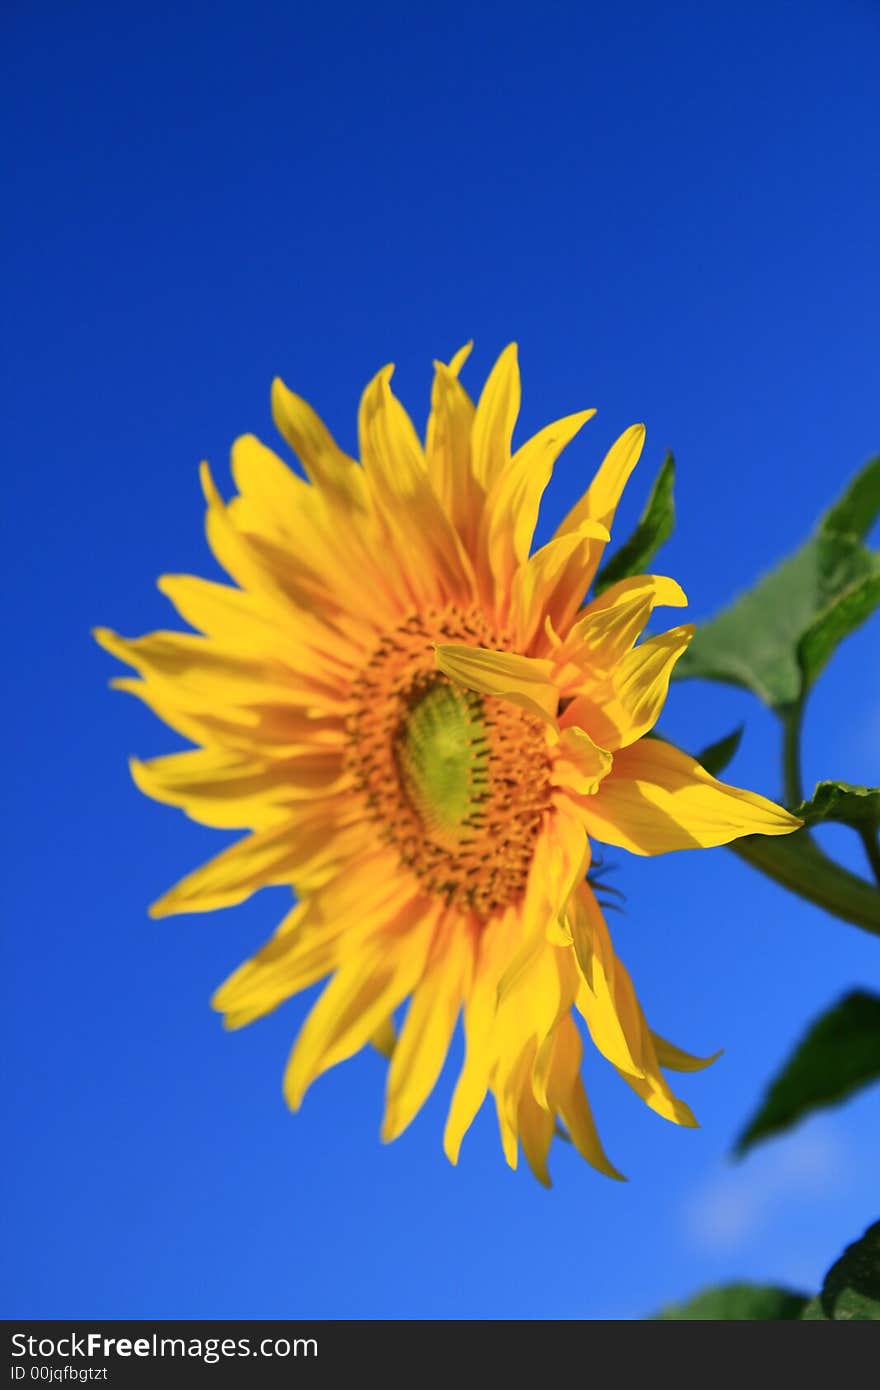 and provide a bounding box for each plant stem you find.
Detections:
[729,831,880,938]
[859,826,880,889]
[781,698,805,807]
